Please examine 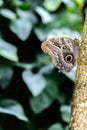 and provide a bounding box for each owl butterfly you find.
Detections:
[41,36,80,72]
